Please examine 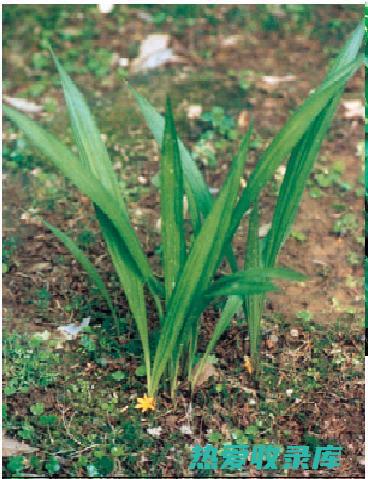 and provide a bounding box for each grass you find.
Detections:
[3,24,363,401]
